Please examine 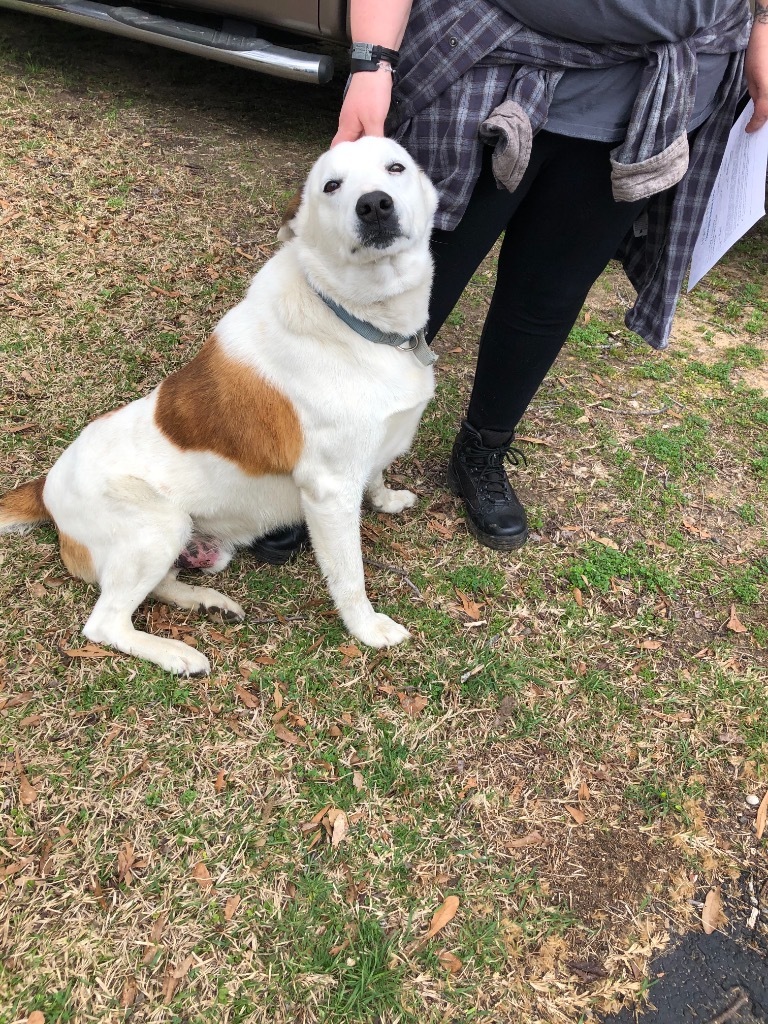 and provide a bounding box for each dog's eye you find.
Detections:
[387,162,406,174]
[323,180,341,194]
